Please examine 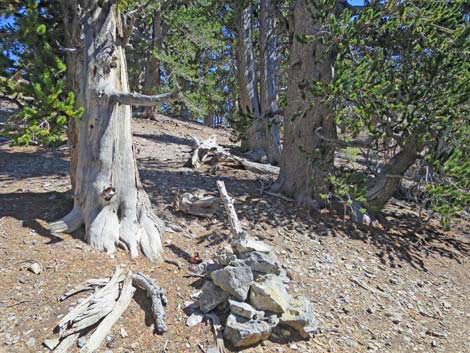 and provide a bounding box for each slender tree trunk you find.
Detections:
[235,2,262,153]
[271,0,336,207]
[60,0,83,190]
[51,0,170,261]
[259,0,282,164]
[366,140,422,211]
[142,12,163,120]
